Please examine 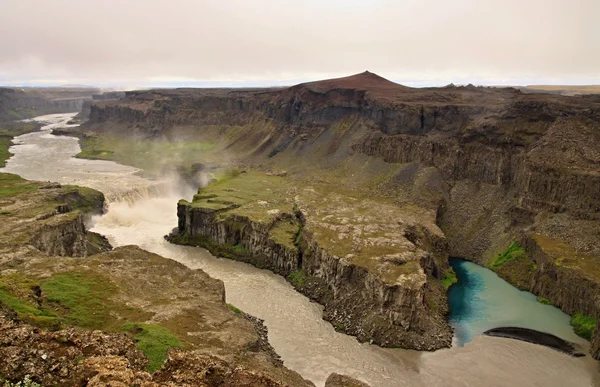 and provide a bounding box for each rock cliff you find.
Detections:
[0,87,99,122]
[168,171,452,350]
